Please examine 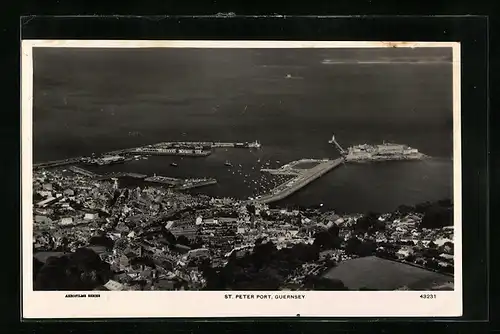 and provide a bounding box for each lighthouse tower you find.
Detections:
[112,178,119,190]
[328,134,346,156]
